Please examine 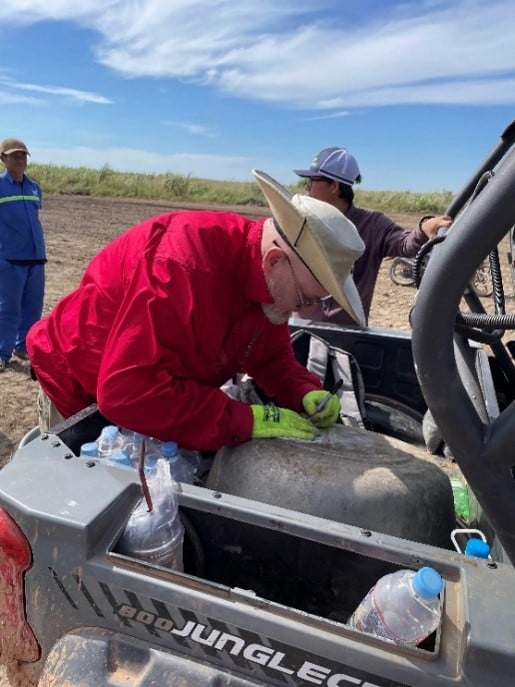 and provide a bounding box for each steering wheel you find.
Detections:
[410,139,515,564]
